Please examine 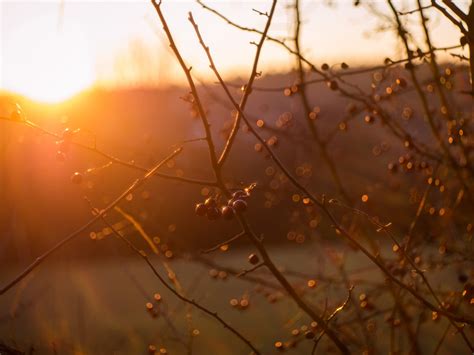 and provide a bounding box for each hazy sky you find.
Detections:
[0,0,469,102]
